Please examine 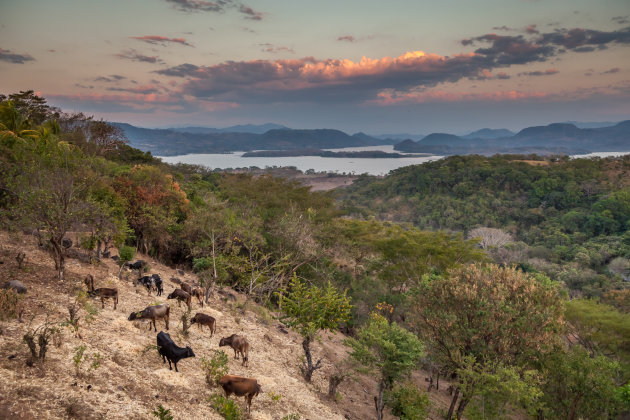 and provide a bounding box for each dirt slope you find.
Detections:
[0,231,455,419]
